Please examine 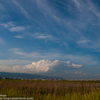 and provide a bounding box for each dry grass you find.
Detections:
[0,79,100,99]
